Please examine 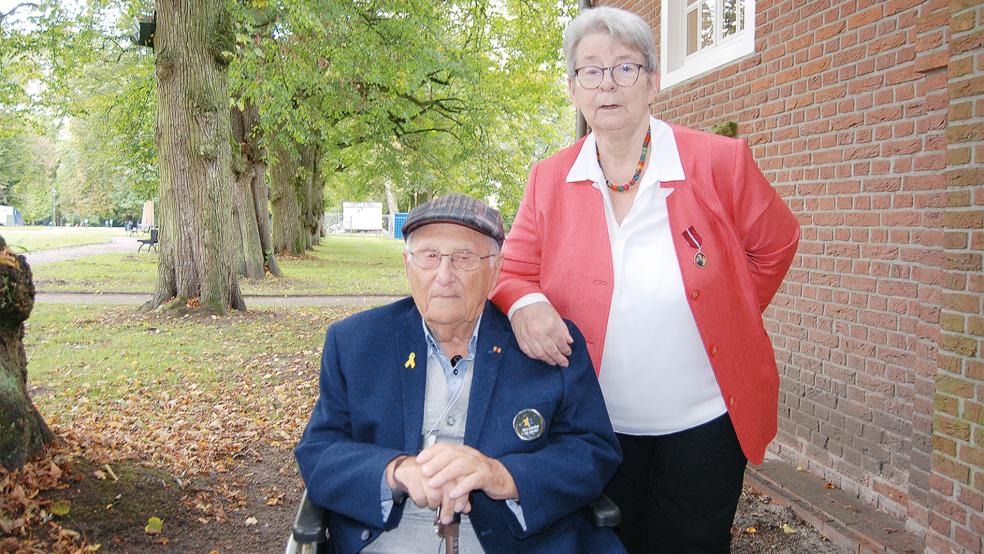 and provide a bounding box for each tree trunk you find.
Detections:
[300,144,324,248]
[148,0,245,314]
[231,103,279,278]
[0,236,54,470]
[270,144,306,256]
[251,158,281,276]
[232,161,265,279]
[384,180,399,213]
[300,146,313,251]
